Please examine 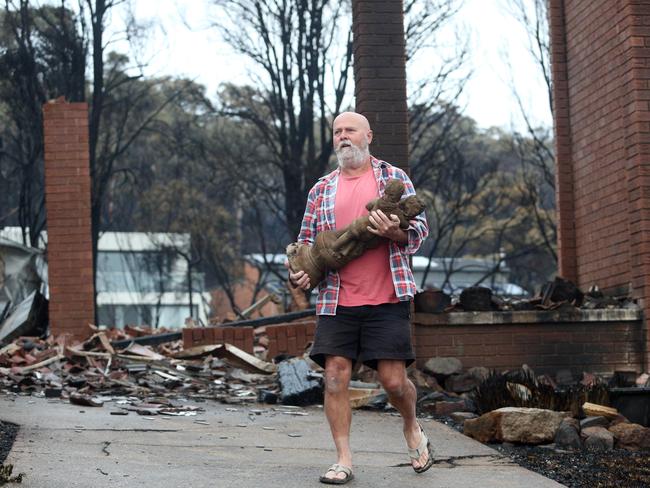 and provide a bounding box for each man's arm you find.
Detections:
[288,184,321,290]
